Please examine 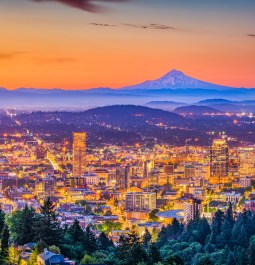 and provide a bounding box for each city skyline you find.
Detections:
[0,0,255,89]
